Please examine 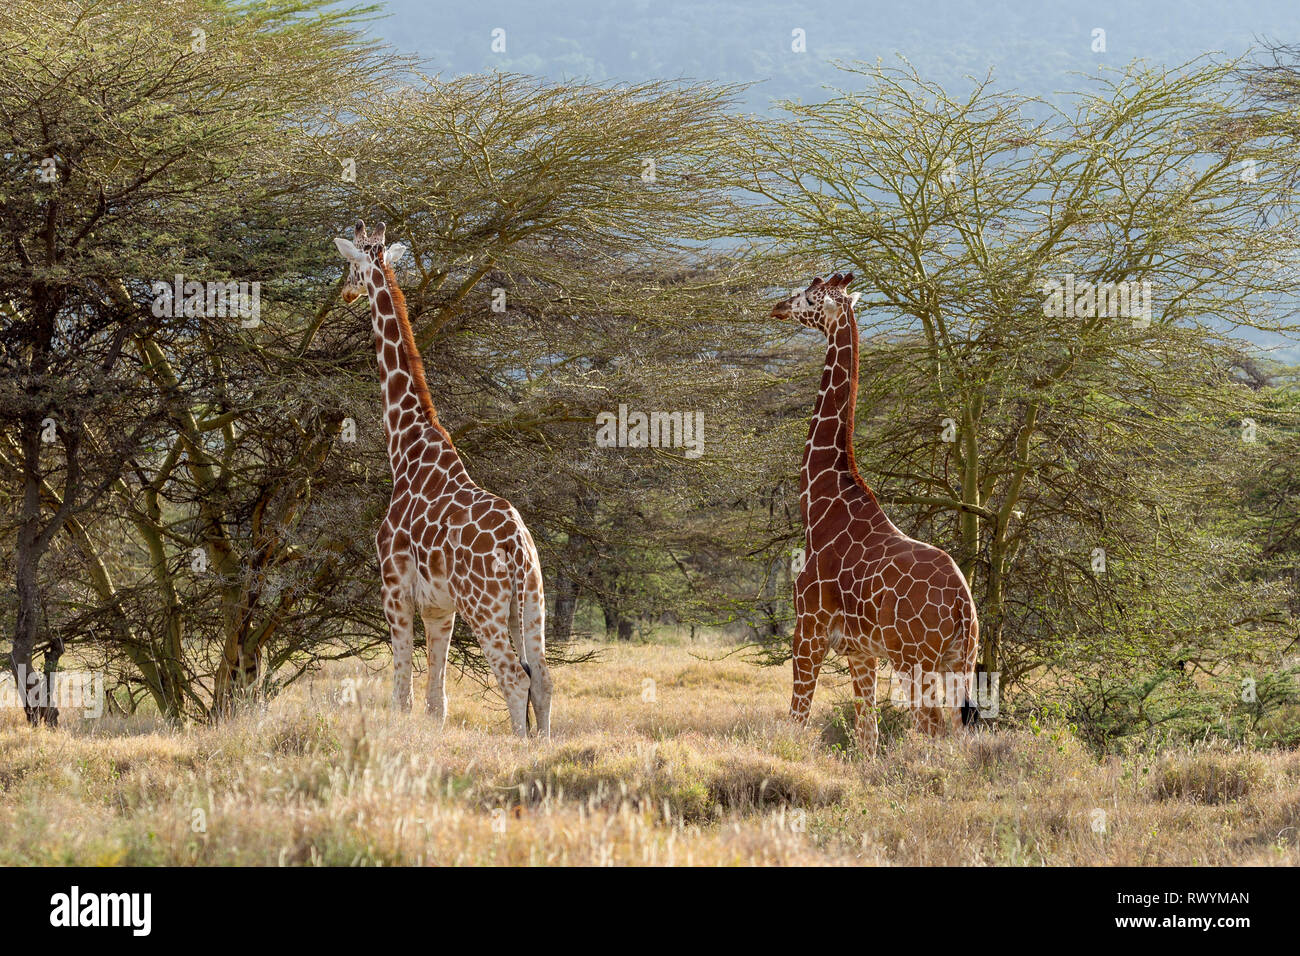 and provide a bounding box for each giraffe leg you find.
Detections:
[525,653,552,739]
[476,623,531,738]
[916,703,945,735]
[790,617,827,725]
[507,570,553,738]
[921,705,952,735]
[847,653,879,756]
[914,661,949,736]
[422,609,455,725]
[382,584,415,712]
[520,597,552,739]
